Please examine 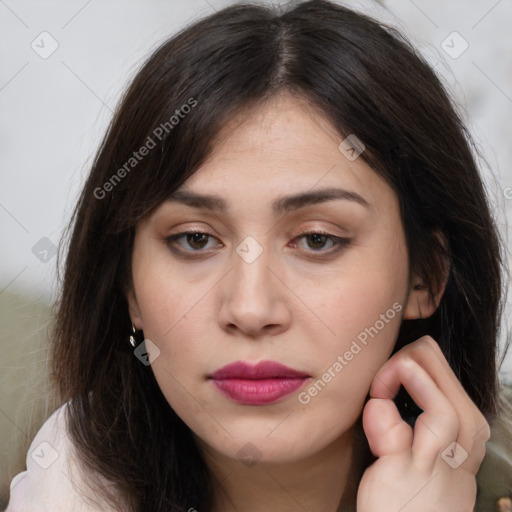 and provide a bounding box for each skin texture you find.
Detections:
[127,93,489,511]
